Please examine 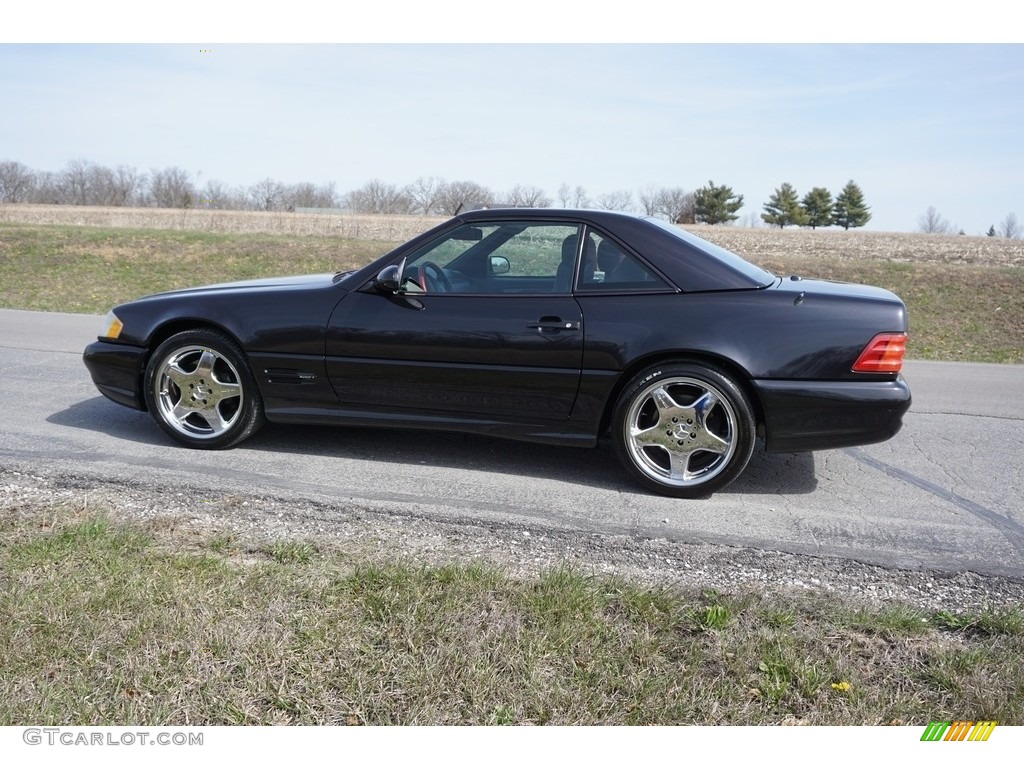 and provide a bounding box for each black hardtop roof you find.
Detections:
[346,208,774,293]
[456,207,647,225]
[452,208,773,291]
